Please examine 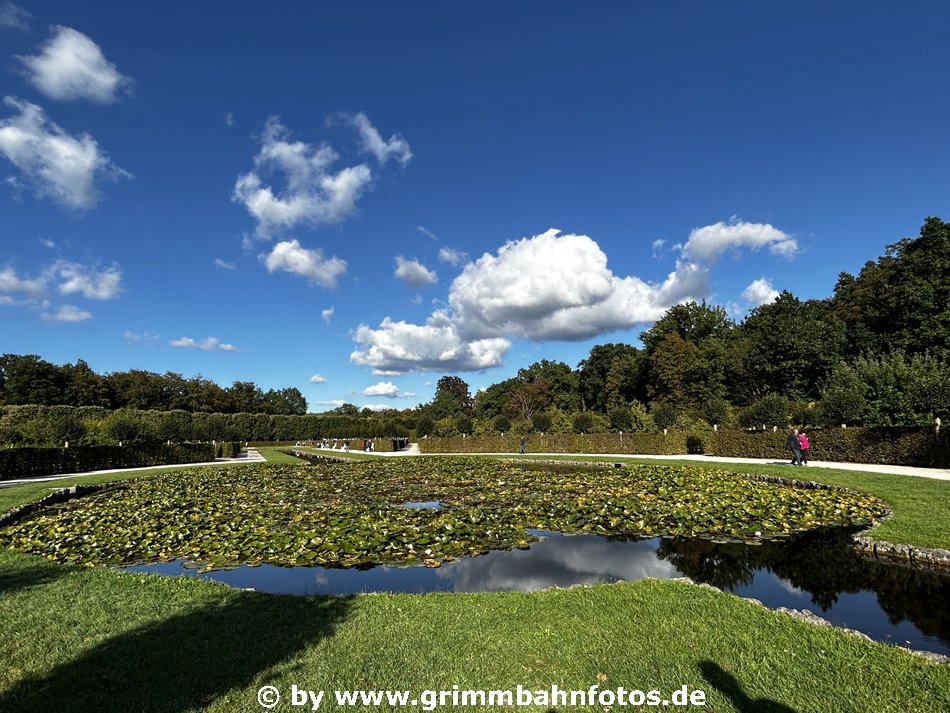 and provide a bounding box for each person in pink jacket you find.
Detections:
[798,432,810,465]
